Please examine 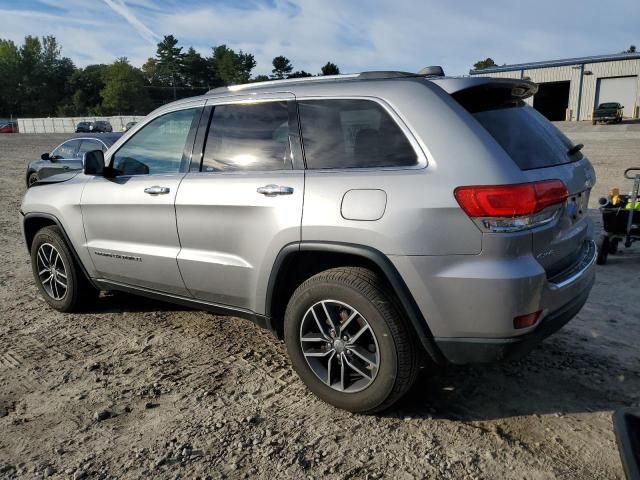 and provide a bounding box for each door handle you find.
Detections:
[144,186,170,195]
[257,184,294,197]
